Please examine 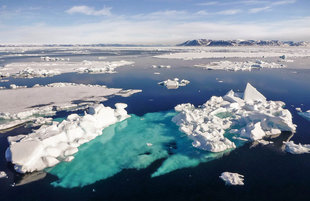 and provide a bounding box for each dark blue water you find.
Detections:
[0,51,310,201]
